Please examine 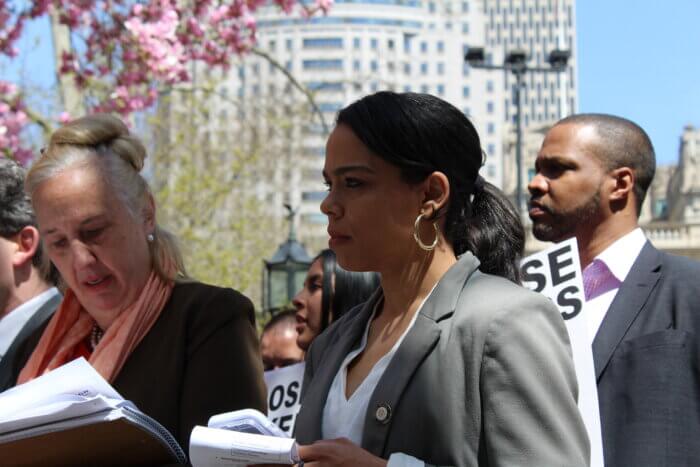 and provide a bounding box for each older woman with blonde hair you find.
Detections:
[9,114,267,450]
